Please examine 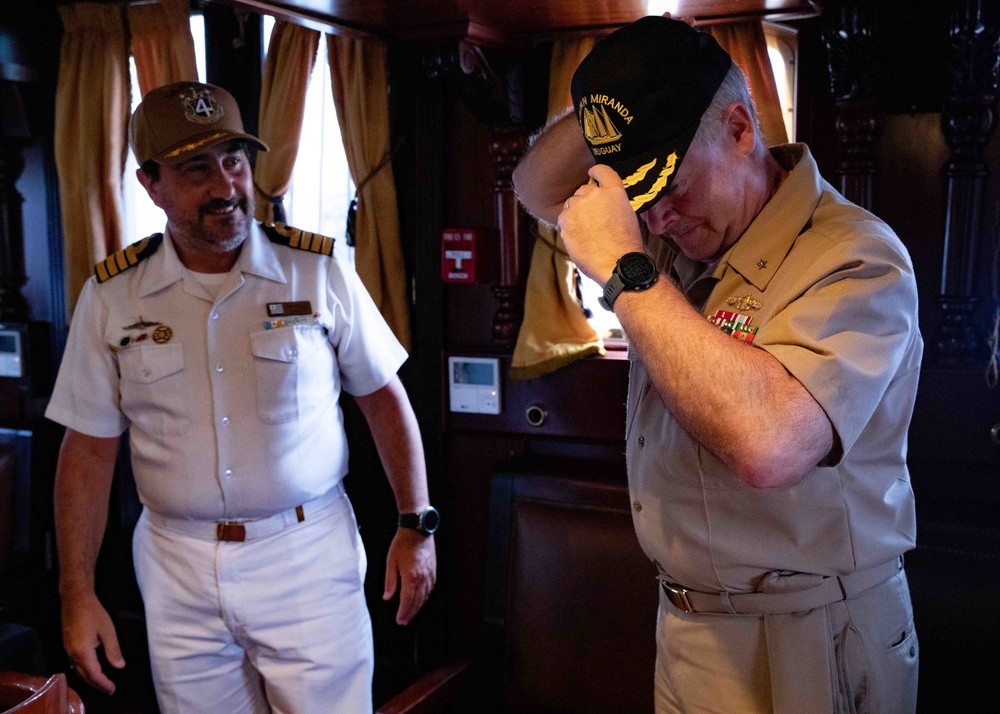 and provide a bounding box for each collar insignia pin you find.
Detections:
[756,259,767,270]
[727,293,763,311]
